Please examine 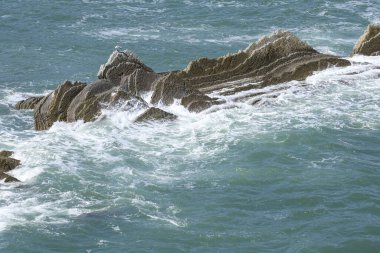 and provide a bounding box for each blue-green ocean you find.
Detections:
[1,1,380,252]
